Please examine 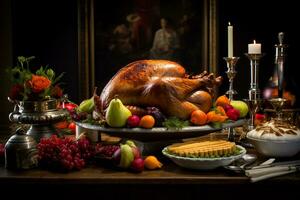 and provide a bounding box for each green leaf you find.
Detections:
[210,122,222,129]
[36,66,46,76]
[163,117,190,130]
[46,69,55,80]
